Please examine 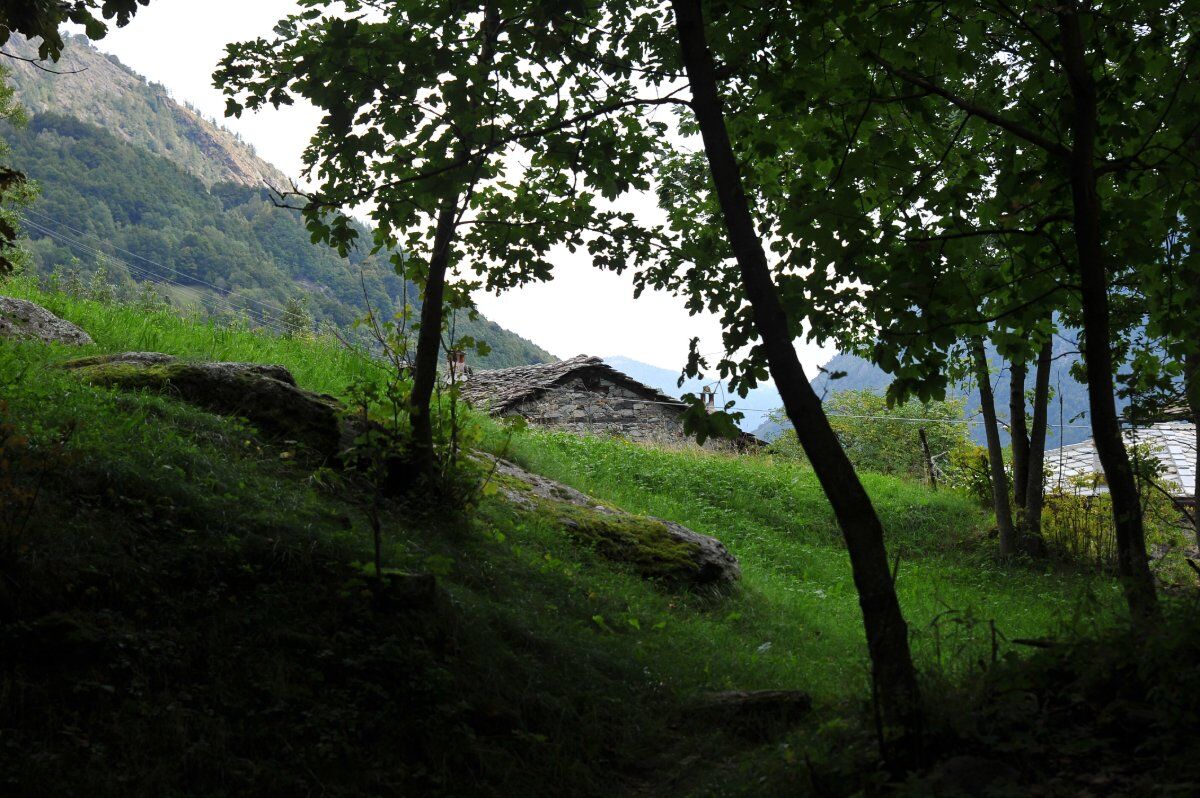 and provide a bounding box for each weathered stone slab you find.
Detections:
[482,454,741,587]
[60,351,344,458]
[0,296,92,345]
